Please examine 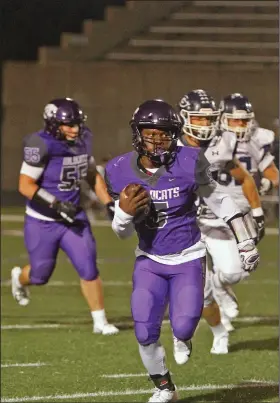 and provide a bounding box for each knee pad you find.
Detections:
[78,264,99,281]
[131,288,161,345]
[220,271,242,285]
[172,315,200,341]
[30,259,55,285]
[134,322,160,345]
